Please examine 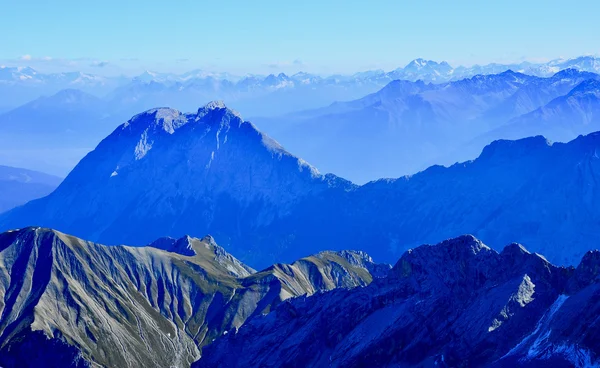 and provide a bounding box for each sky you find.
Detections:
[1,0,600,76]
